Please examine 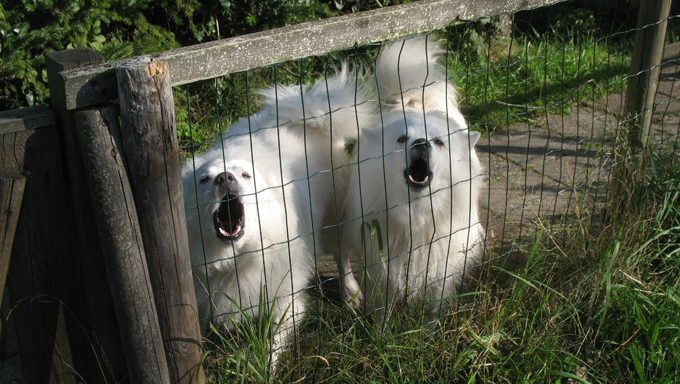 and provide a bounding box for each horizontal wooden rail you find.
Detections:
[0,105,55,135]
[0,106,55,178]
[57,0,564,110]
